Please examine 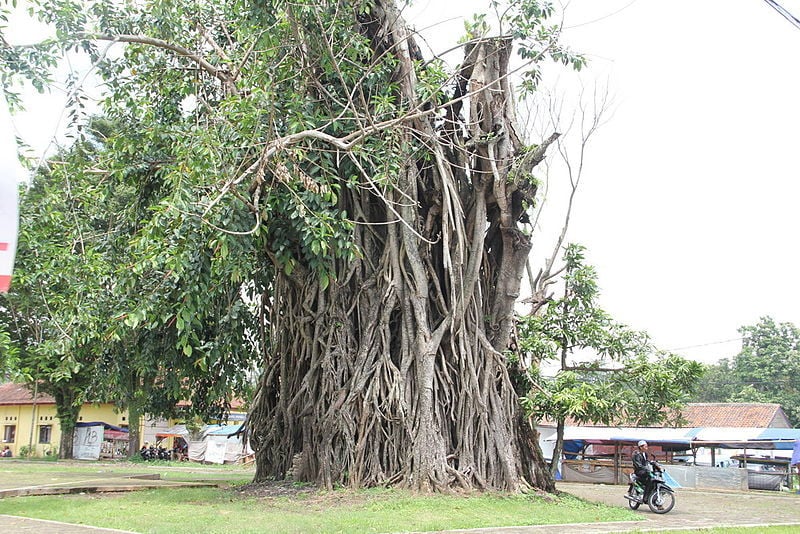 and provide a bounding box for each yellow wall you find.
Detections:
[1,402,247,458]
[1,402,127,457]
